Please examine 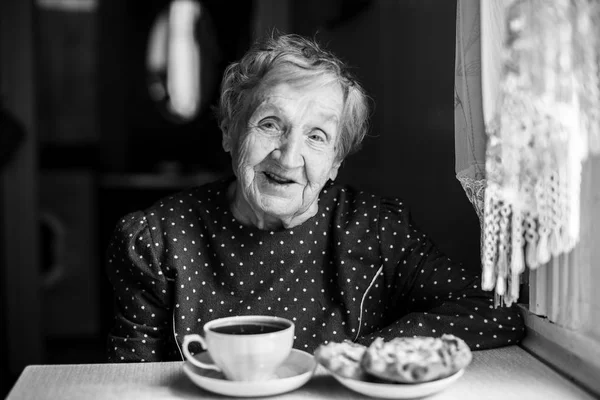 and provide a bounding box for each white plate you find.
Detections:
[182,348,317,397]
[330,369,465,399]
